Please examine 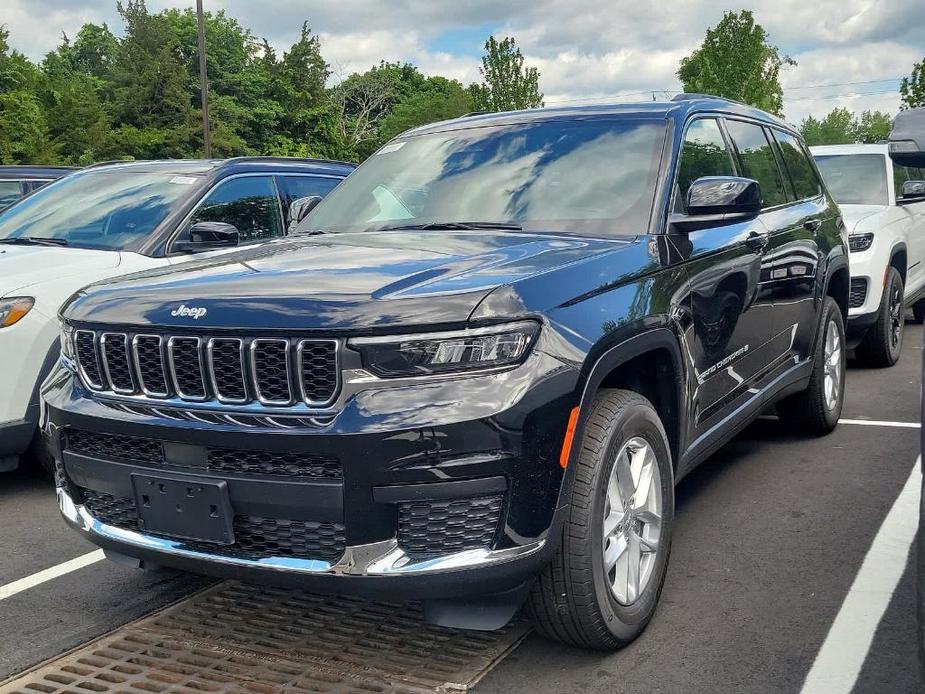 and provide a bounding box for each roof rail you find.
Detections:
[671,93,747,107]
[460,111,491,118]
[82,159,152,169]
[223,156,357,167]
